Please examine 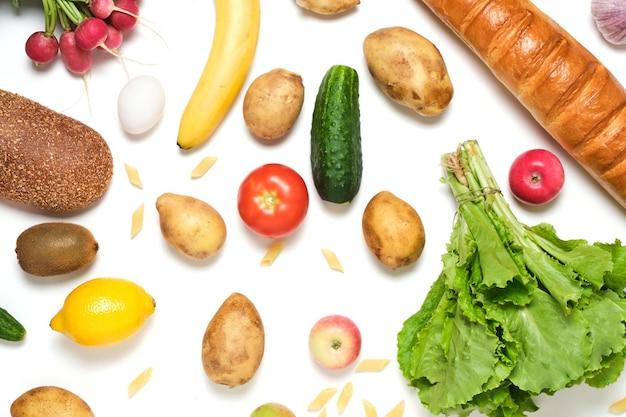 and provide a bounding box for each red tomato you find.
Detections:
[237,163,309,238]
